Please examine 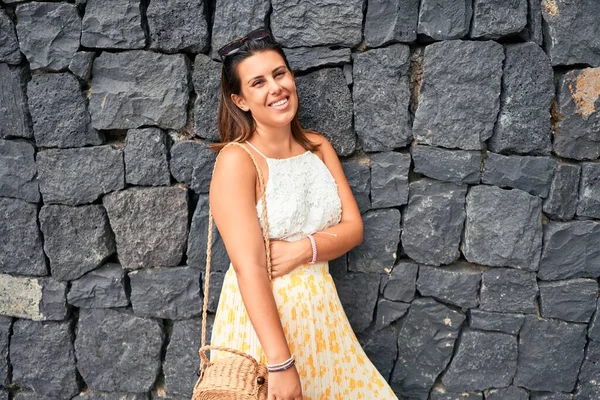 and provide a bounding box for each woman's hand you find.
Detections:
[269,239,311,279]
[268,365,303,400]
